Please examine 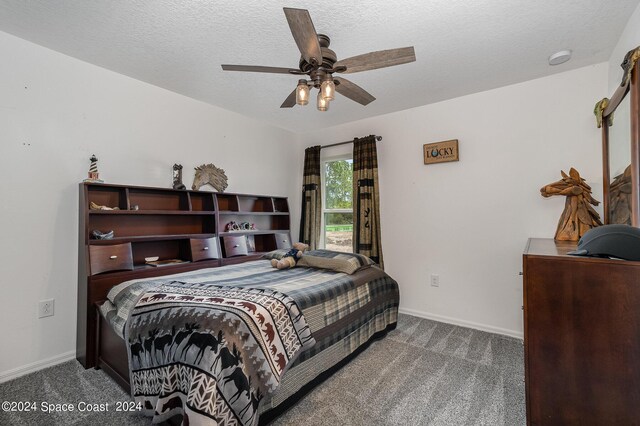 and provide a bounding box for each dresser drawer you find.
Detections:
[223,235,248,257]
[275,232,292,249]
[190,237,219,262]
[89,243,134,275]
